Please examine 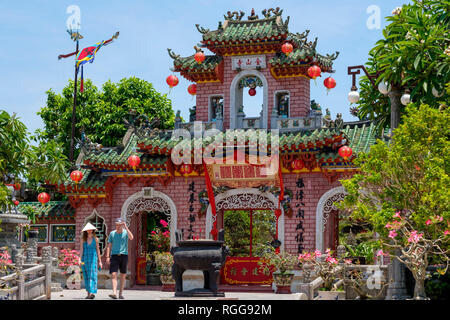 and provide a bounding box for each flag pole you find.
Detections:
[69,38,80,165]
